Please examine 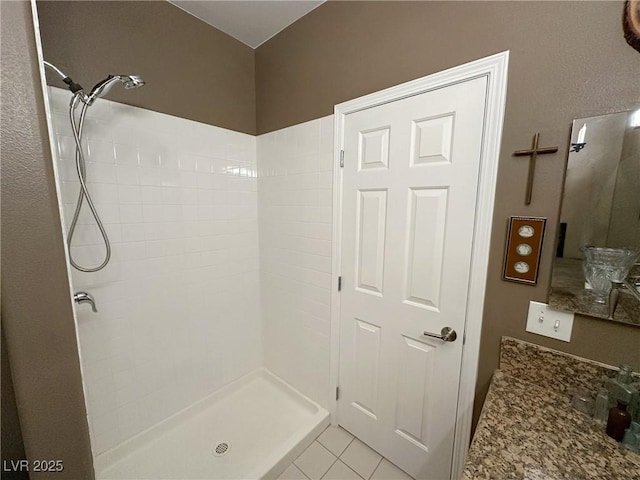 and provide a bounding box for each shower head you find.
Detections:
[121,75,145,89]
[86,74,145,105]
